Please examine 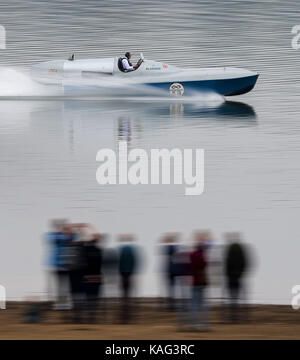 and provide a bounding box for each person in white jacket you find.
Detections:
[121,52,143,72]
